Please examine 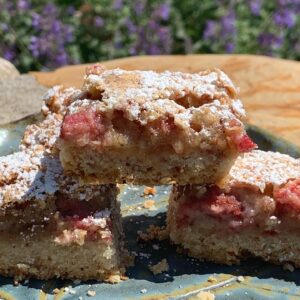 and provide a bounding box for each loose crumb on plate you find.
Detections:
[207,276,217,283]
[143,187,156,196]
[87,290,96,297]
[143,199,156,209]
[138,225,168,241]
[283,263,295,272]
[149,259,169,275]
